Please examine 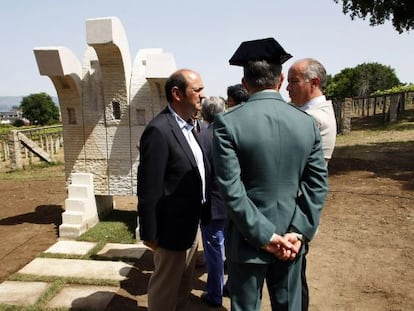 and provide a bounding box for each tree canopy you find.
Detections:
[333,0,414,33]
[326,62,401,99]
[19,93,60,125]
